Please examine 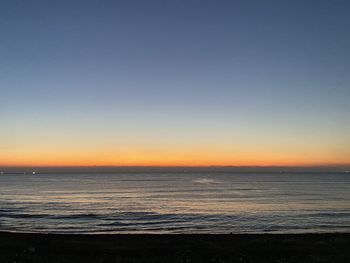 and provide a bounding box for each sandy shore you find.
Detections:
[1,232,349,262]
